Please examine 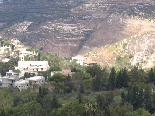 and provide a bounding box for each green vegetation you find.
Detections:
[0,58,18,76]
[1,64,155,115]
